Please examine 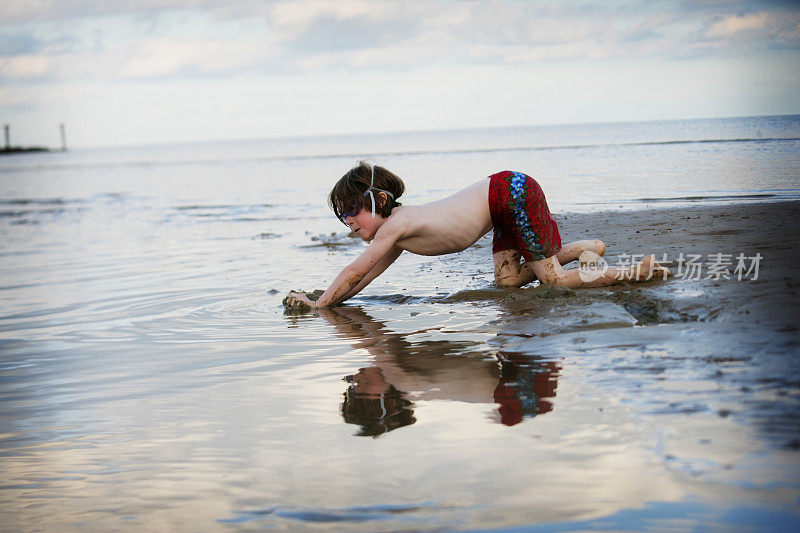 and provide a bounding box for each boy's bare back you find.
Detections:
[378,179,492,255]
